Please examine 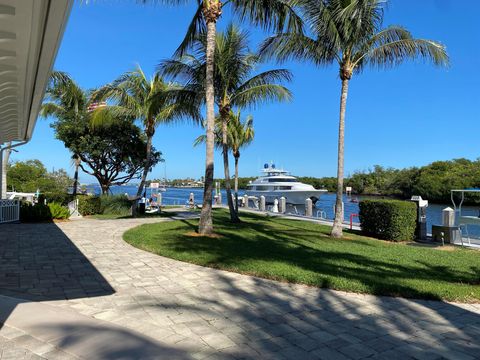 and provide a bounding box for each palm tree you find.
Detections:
[155,0,303,235]
[41,71,87,198]
[193,110,254,213]
[261,0,449,237]
[91,66,200,199]
[227,111,254,212]
[161,24,291,222]
[71,154,81,197]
